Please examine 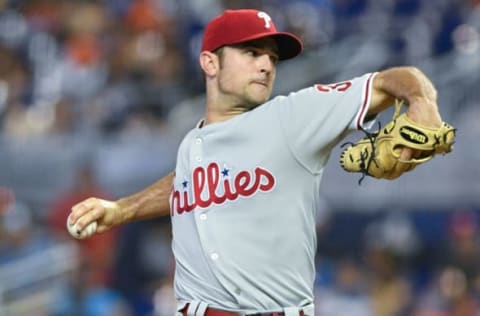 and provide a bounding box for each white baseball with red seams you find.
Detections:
[170,73,377,314]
